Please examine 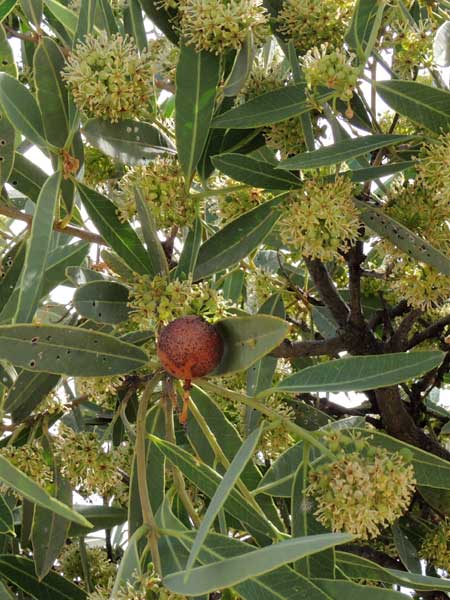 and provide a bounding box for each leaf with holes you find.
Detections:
[0,24,17,77]
[73,280,130,324]
[5,370,60,422]
[0,109,15,189]
[0,324,148,376]
[8,152,47,202]
[356,200,450,276]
